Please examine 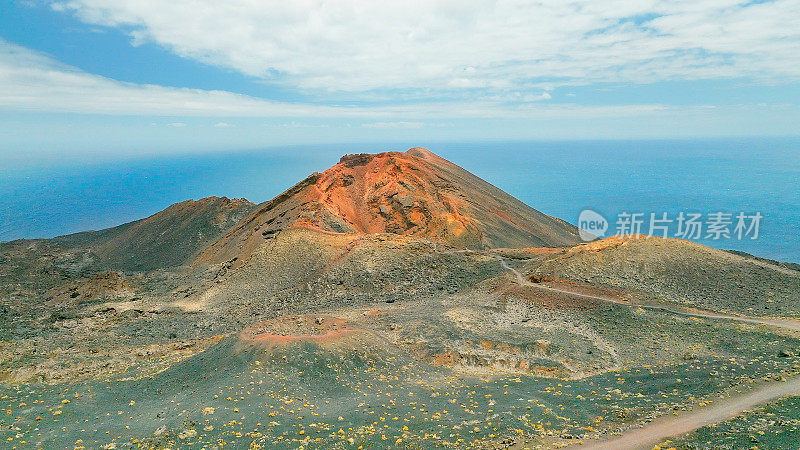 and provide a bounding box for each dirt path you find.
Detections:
[494,256,800,332]
[440,246,800,331]
[463,249,800,448]
[571,376,800,449]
